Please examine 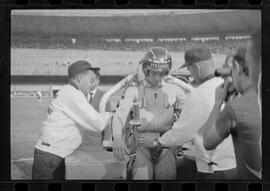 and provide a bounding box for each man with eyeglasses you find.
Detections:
[32,60,112,180]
